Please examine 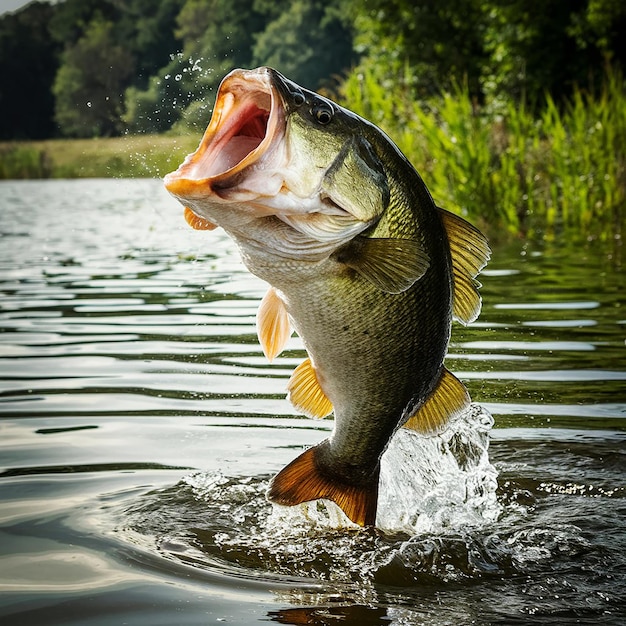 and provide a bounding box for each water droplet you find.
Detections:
[86,102,92,108]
